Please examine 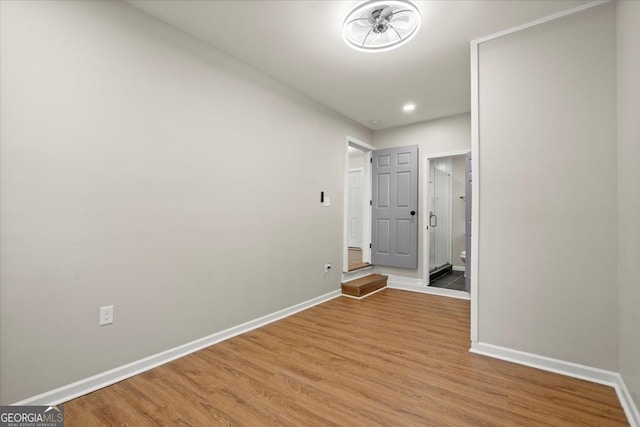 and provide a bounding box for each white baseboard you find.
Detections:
[452,266,466,272]
[470,342,639,427]
[340,285,387,300]
[387,275,470,300]
[386,274,424,287]
[13,289,341,407]
[617,374,640,427]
